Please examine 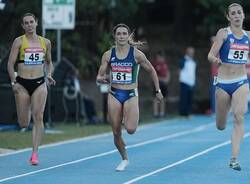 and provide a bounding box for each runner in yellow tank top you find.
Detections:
[7,13,56,165]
